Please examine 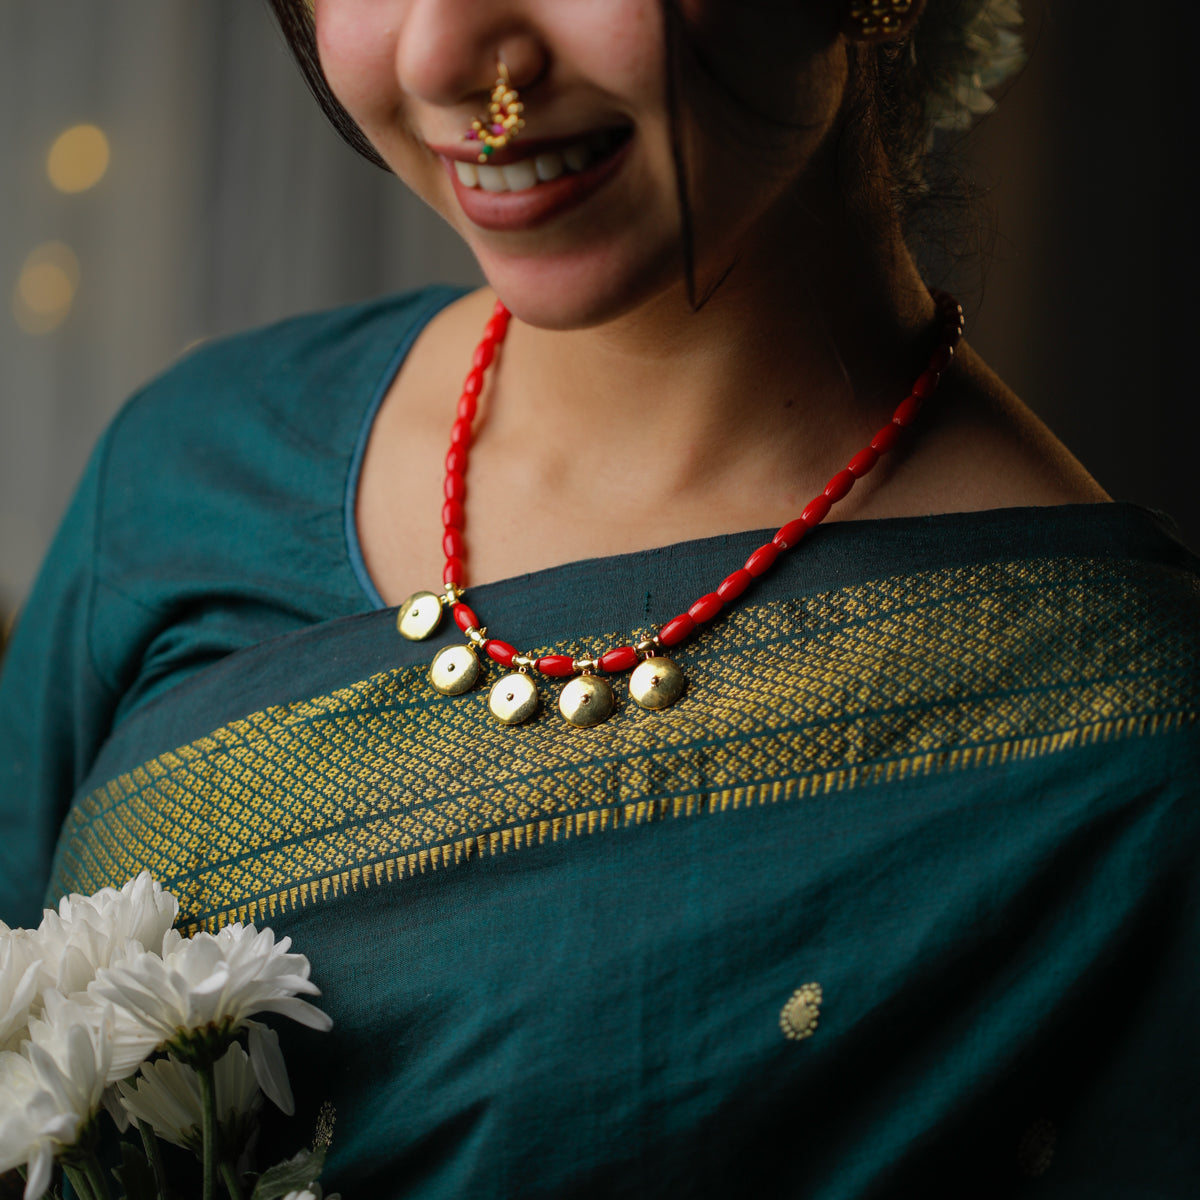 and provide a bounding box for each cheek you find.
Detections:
[313,3,403,131]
